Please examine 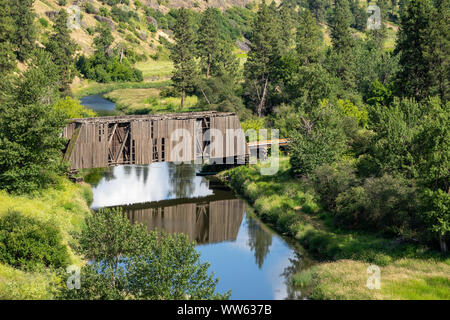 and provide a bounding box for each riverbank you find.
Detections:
[0,178,92,299]
[219,157,450,300]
